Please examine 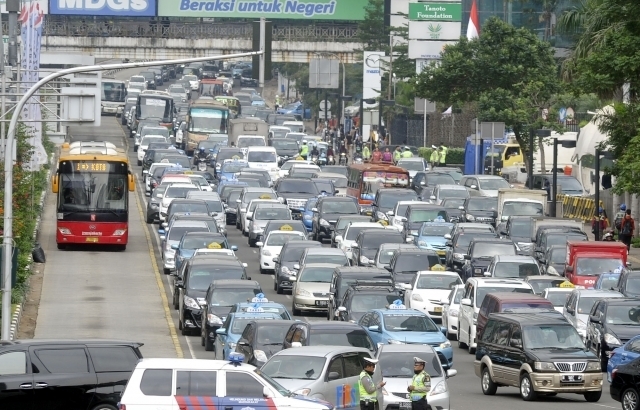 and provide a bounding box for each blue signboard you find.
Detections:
[50,0,157,16]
